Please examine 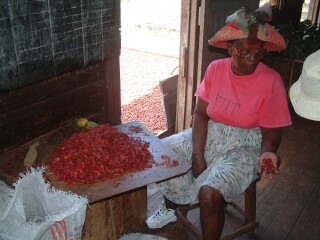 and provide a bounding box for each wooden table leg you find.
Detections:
[82,187,147,240]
